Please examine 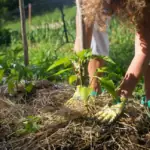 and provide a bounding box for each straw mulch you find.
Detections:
[0,81,150,150]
